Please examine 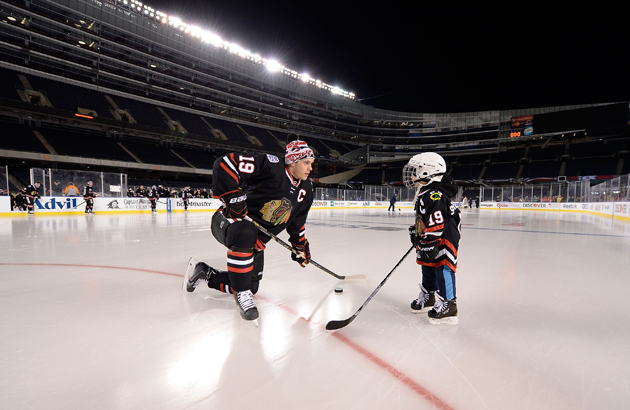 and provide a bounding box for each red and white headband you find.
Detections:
[285,140,314,165]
